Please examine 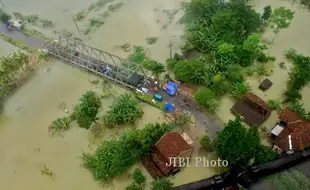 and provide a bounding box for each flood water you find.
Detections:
[1,0,310,189]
